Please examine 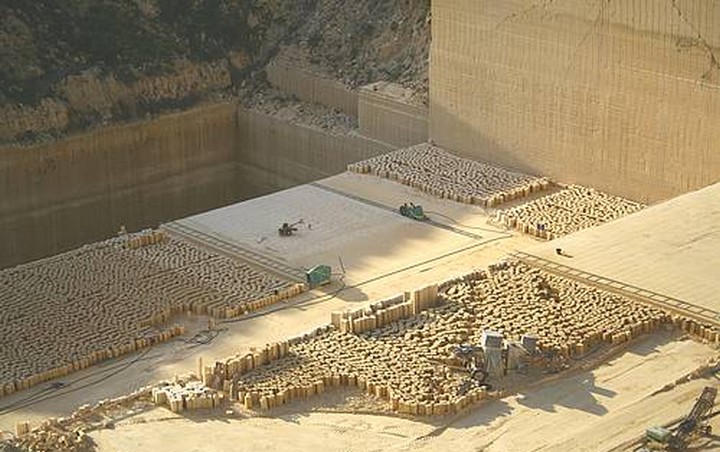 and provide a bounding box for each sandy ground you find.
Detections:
[92,408,433,452]
[526,182,720,316]
[408,334,718,452]
[0,174,535,432]
[90,332,718,452]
